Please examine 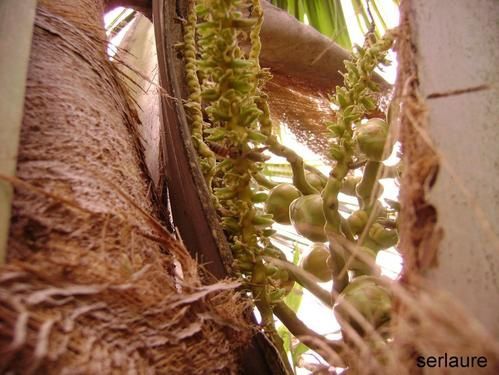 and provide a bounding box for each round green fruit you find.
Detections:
[289,194,327,242]
[354,118,391,161]
[301,243,331,282]
[305,171,326,191]
[347,210,368,235]
[265,183,302,224]
[340,175,361,196]
[345,246,377,275]
[369,223,399,249]
[334,276,392,335]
